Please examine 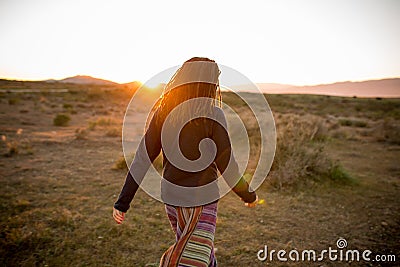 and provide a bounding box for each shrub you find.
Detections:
[113,156,128,170]
[267,114,353,189]
[374,119,400,145]
[4,140,19,157]
[339,118,368,128]
[88,121,97,131]
[75,128,89,140]
[113,153,134,170]
[105,127,120,137]
[8,98,20,105]
[112,153,163,172]
[63,103,76,114]
[1,133,33,157]
[63,103,73,109]
[96,117,117,126]
[88,117,118,131]
[53,114,71,126]
[328,164,354,183]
